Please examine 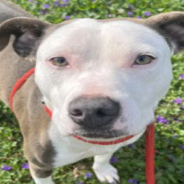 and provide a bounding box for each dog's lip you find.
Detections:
[72,134,135,145]
[80,134,119,138]
[71,128,146,145]
[71,129,127,139]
